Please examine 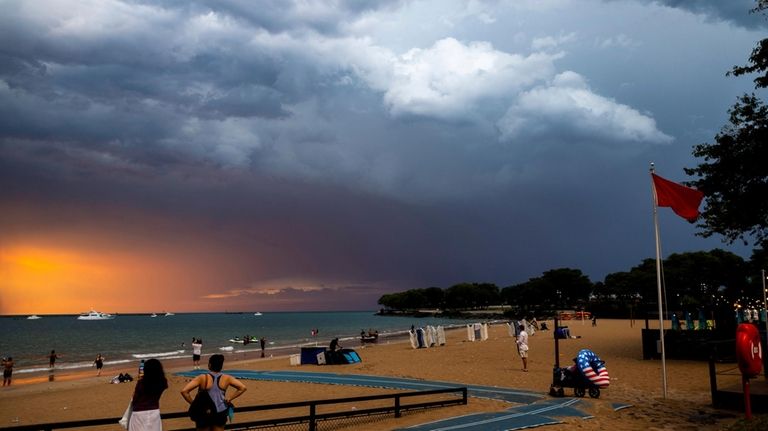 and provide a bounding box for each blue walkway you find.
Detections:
[176,370,628,430]
[177,369,543,404]
[396,398,591,431]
